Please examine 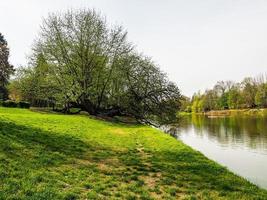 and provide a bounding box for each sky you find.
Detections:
[1,0,267,96]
